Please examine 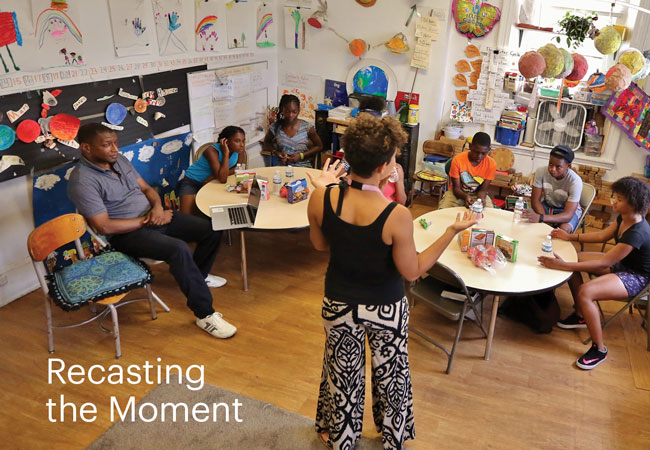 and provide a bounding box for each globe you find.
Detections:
[353,66,389,98]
